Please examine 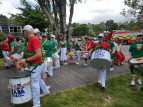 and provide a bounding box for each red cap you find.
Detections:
[42,35,47,39]
[7,35,13,39]
[85,36,89,39]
